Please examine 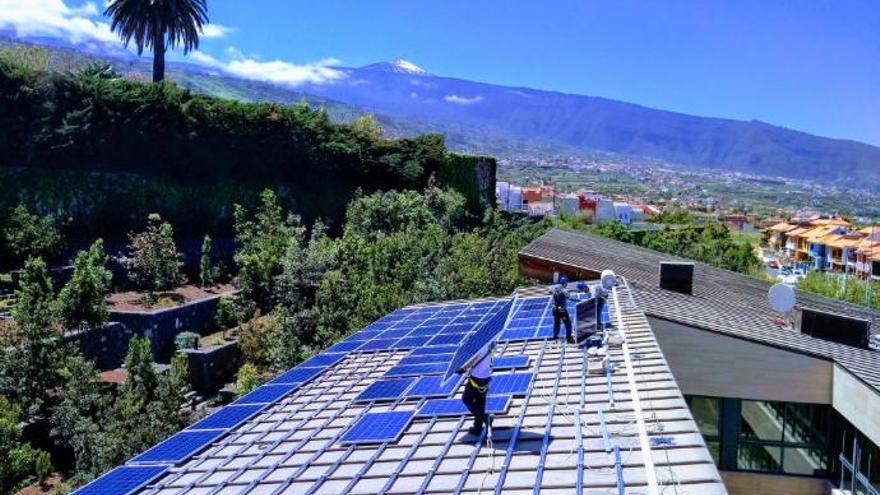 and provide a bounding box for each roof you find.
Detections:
[825,235,864,249]
[804,225,843,241]
[77,287,725,495]
[768,222,797,233]
[784,226,812,237]
[519,228,880,394]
